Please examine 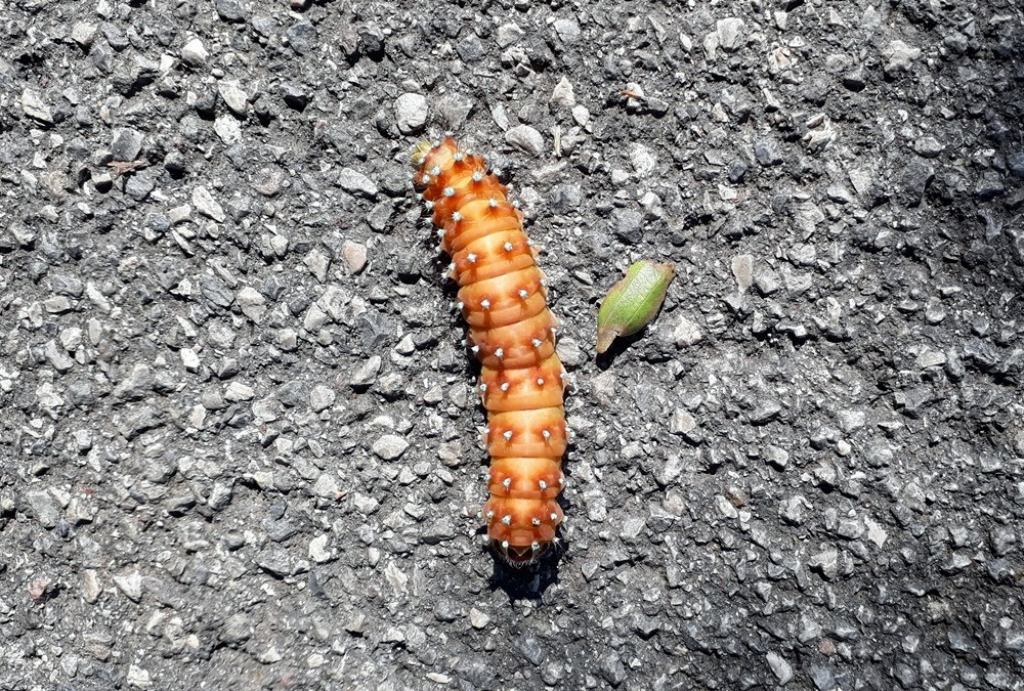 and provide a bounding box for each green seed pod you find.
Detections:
[596,260,675,354]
